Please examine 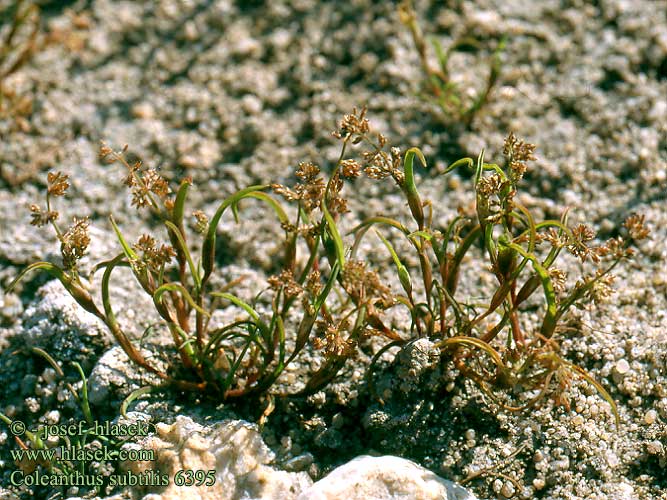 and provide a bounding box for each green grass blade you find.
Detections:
[442,157,473,175]
[172,178,191,227]
[507,243,558,339]
[164,220,201,290]
[7,262,102,318]
[109,215,138,261]
[350,216,409,259]
[202,185,270,284]
[101,253,126,330]
[402,147,427,229]
[72,362,93,425]
[211,292,261,322]
[429,36,449,73]
[153,283,209,317]
[6,262,67,294]
[120,386,154,418]
[322,203,345,268]
[243,191,289,225]
[375,229,412,296]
